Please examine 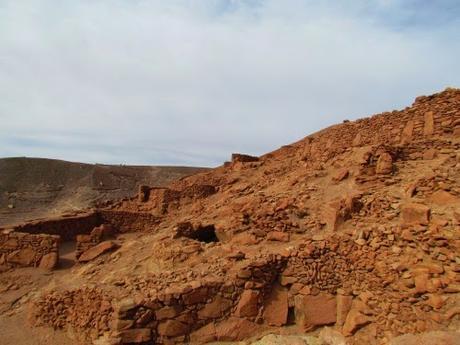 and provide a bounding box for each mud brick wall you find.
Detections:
[14,213,100,241]
[0,230,59,268]
[98,210,160,233]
